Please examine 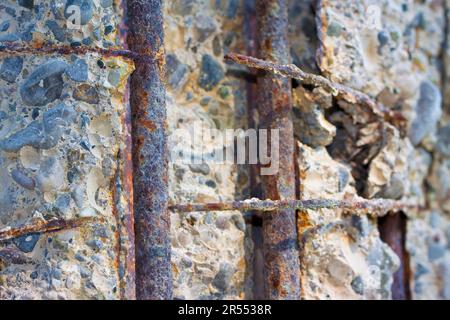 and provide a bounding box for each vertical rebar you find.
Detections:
[379,213,411,300]
[244,0,265,300]
[116,0,136,300]
[127,0,172,299]
[256,0,301,299]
